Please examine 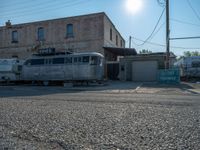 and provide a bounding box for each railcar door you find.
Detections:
[90,56,104,80]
